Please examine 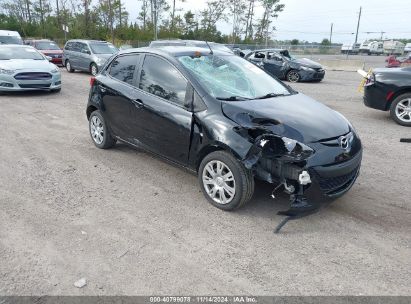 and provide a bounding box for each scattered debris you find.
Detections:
[117,249,129,259]
[400,138,411,143]
[74,278,87,288]
[81,231,87,235]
